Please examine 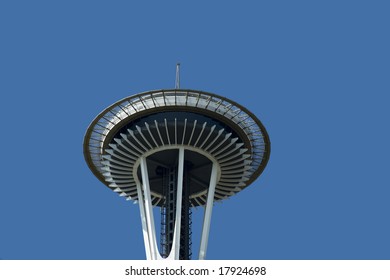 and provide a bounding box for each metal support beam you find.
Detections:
[199,162,218,260]
[140,156,161,260]
[167,147,185,259]
[136,181,151,260]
